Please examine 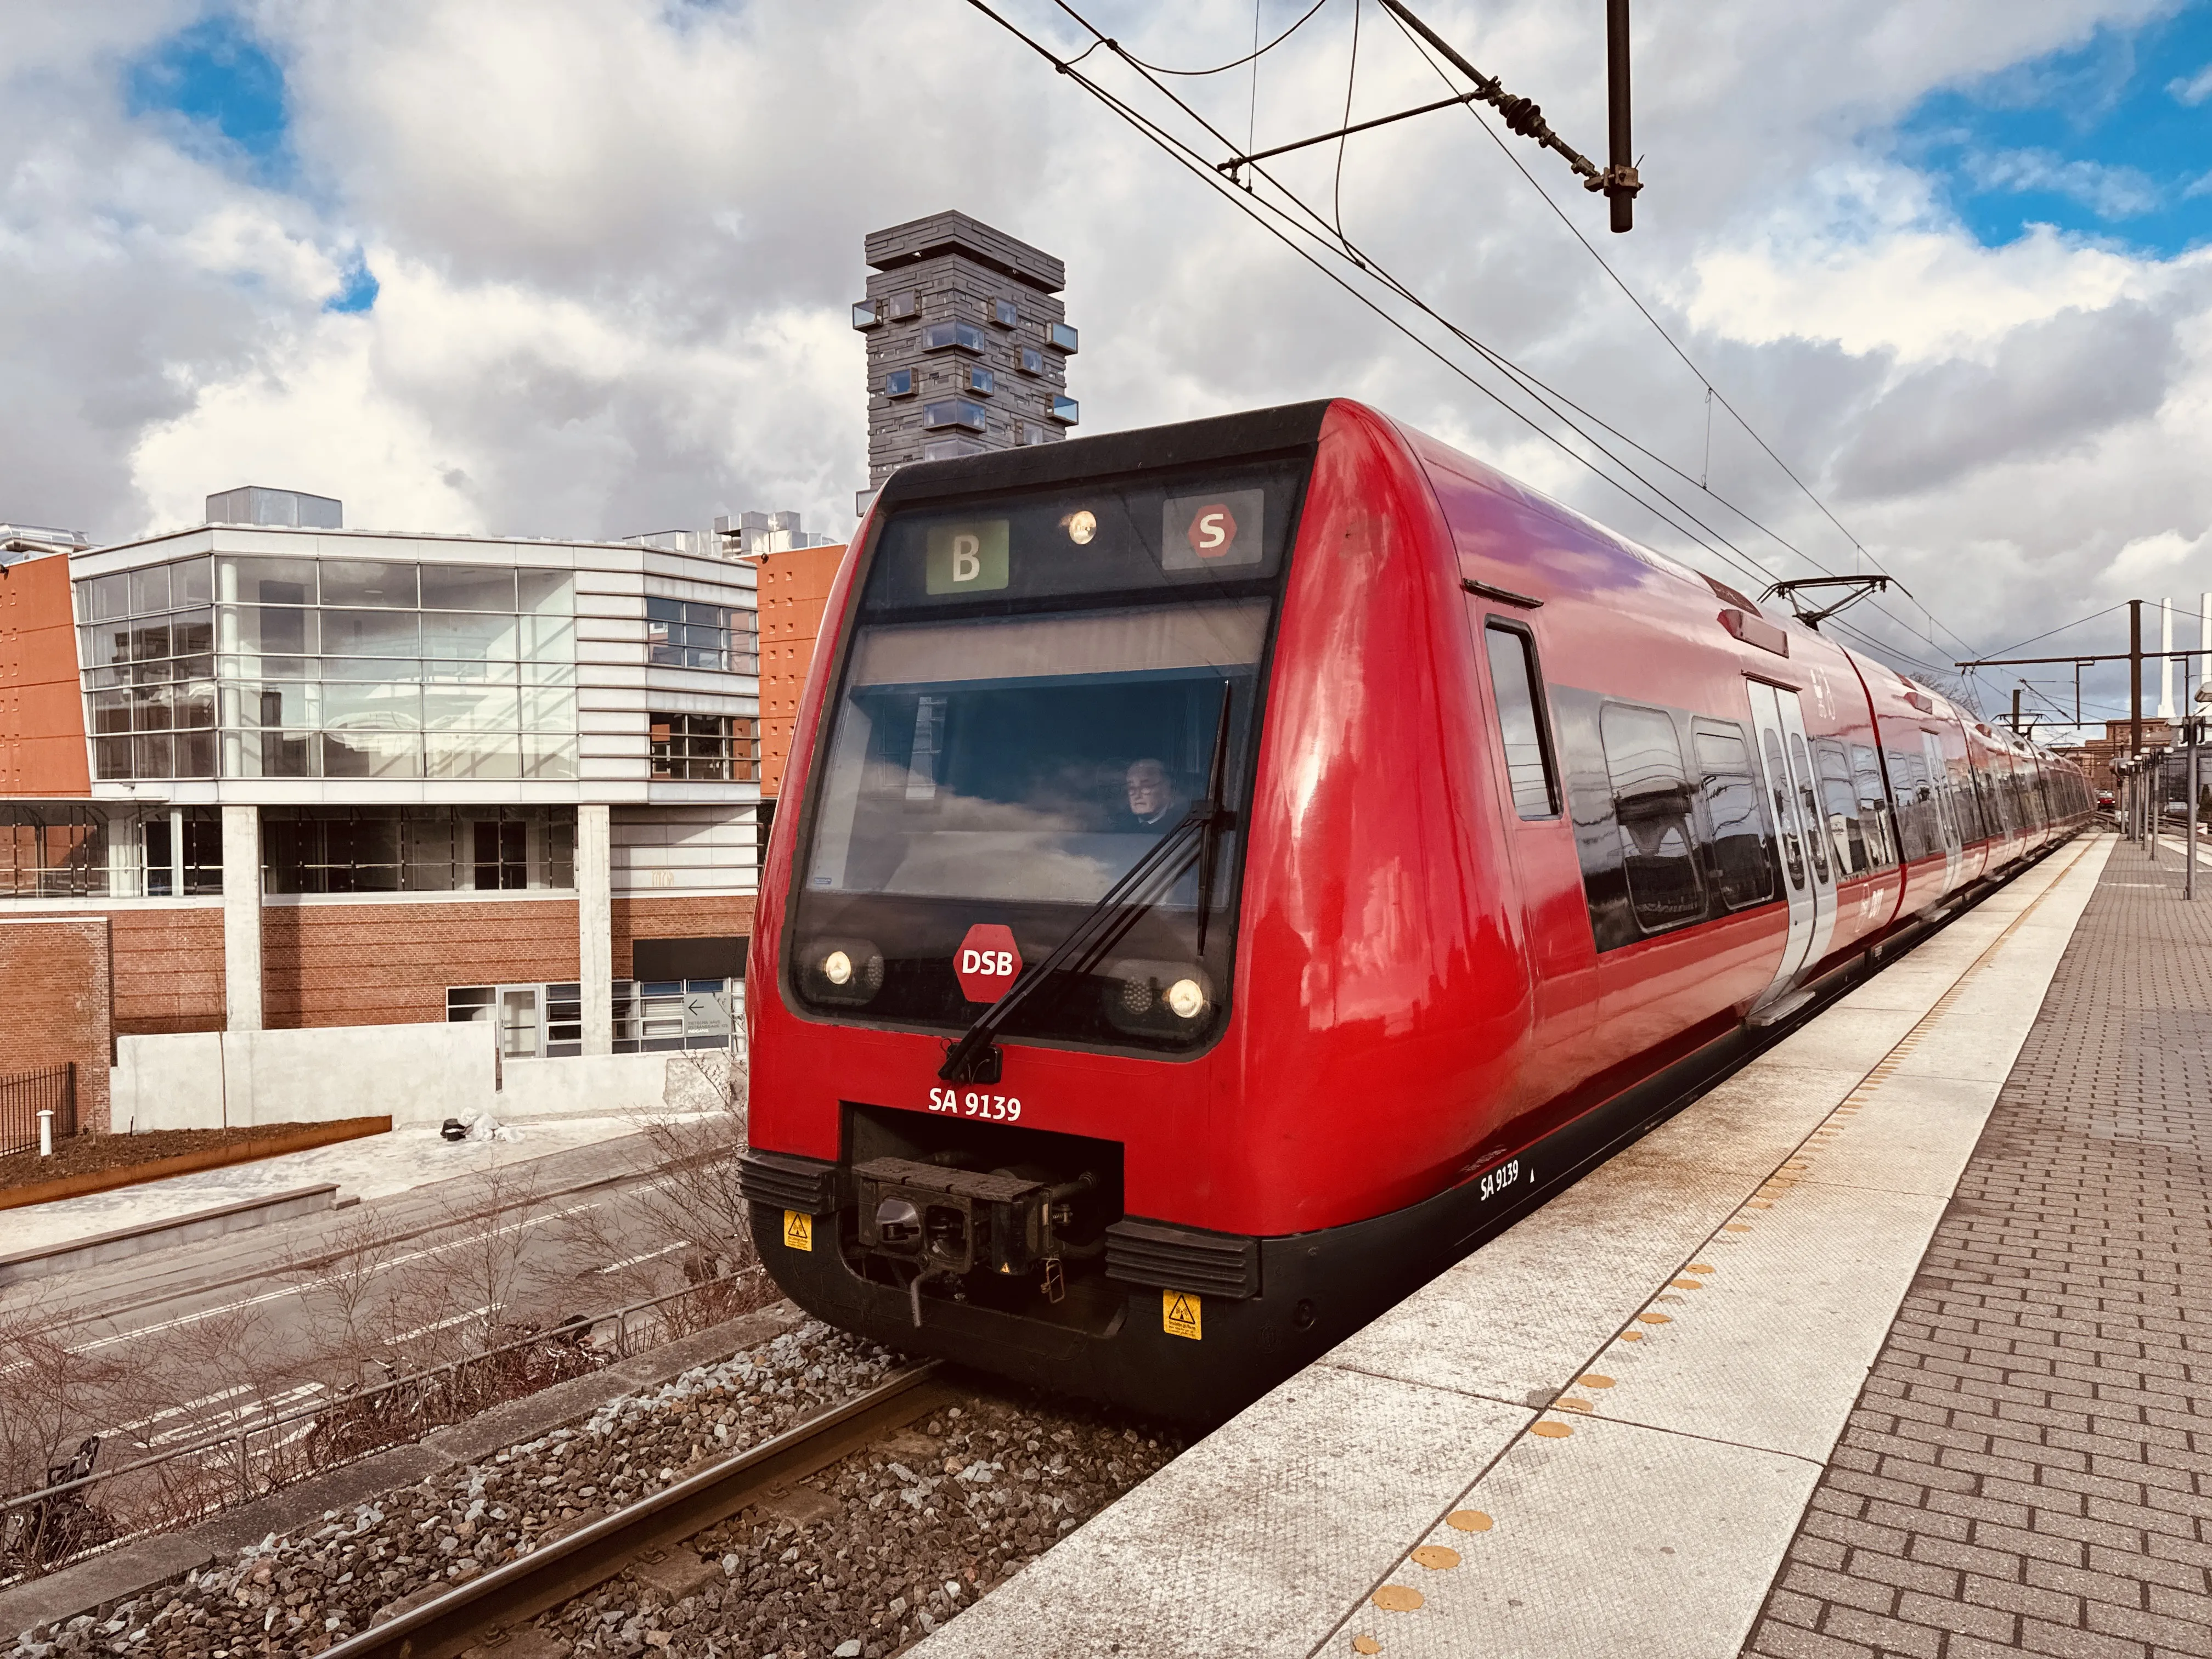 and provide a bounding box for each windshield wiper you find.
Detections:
[939,682,1237,1085]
